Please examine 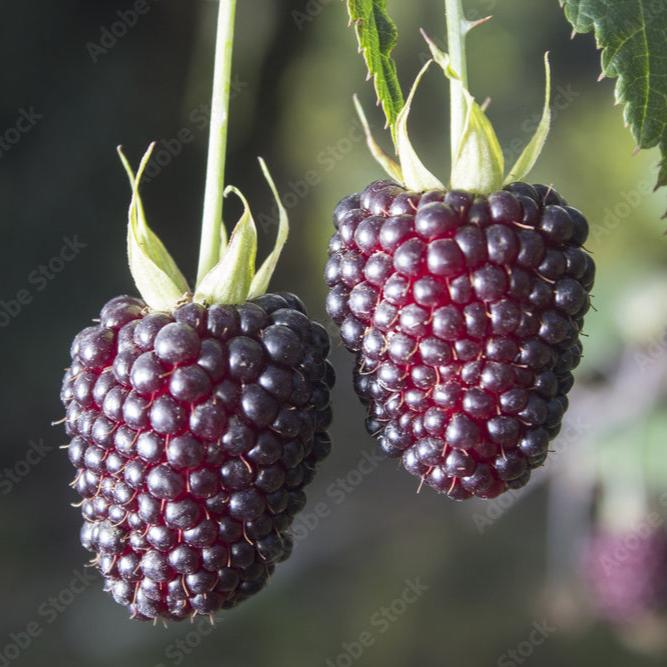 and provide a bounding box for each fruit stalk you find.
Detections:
[444,0,469,165]
[198,0,237,285]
